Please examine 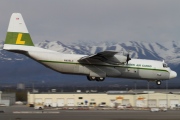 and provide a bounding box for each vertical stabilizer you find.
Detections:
[4,13,34,47]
